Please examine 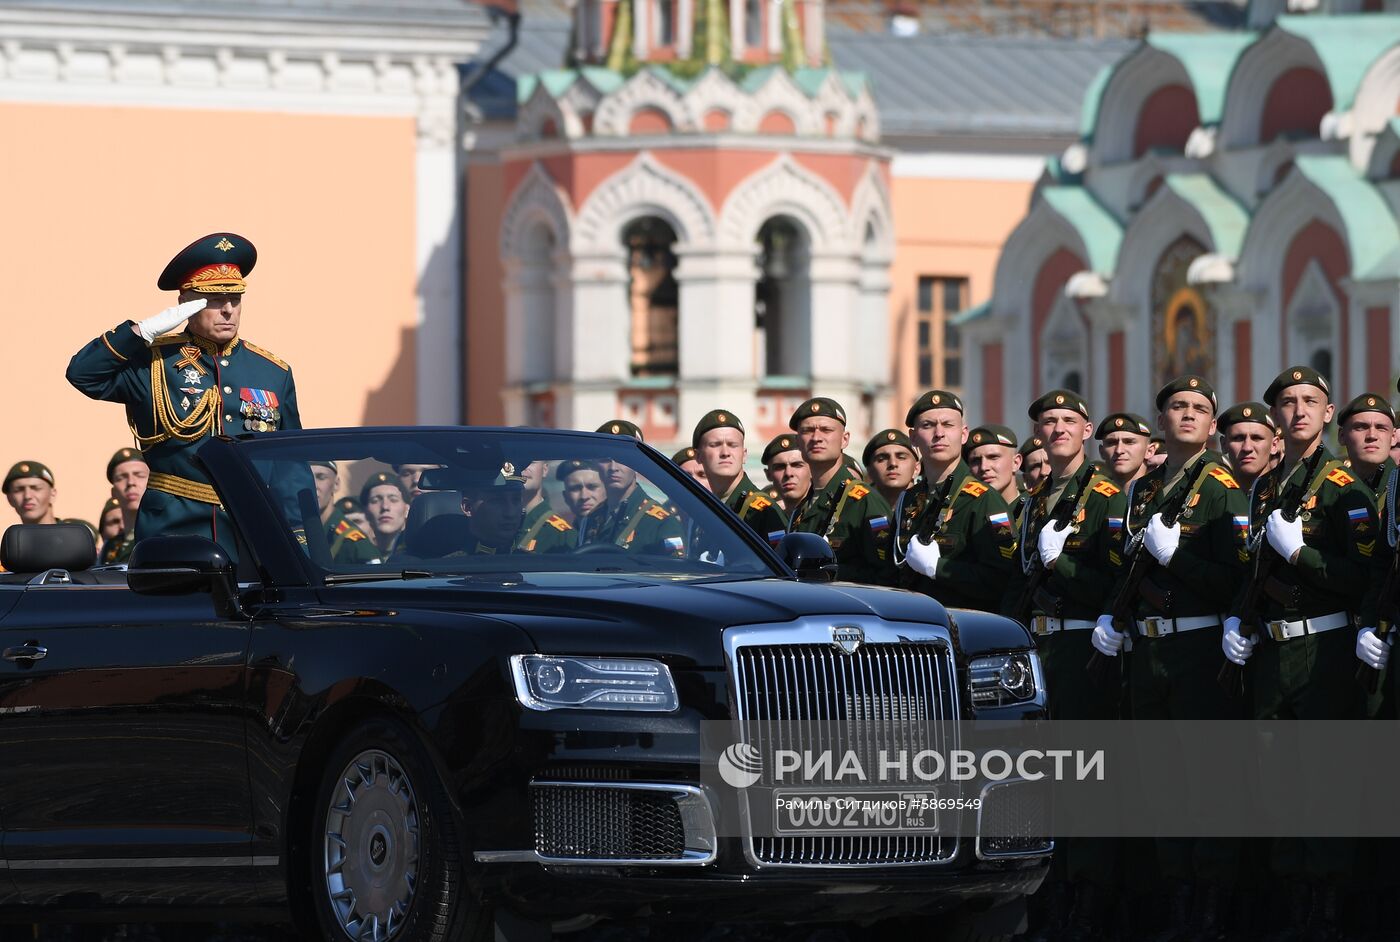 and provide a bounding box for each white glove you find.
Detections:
[1222,616,1255,665]
[1144,513,1181,567]
[698,549,726,567]
[1266,509,1305,564]
[1091,614,1124,657]
[904,534,941,578]
[135,298,206,343]
[1356,627,1390,670]
[1038,520,1073,569]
